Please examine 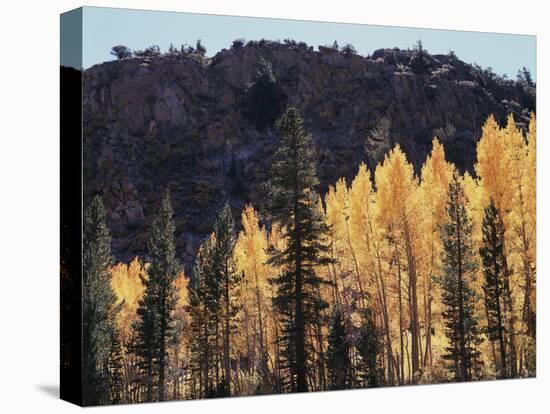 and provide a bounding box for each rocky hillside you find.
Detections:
[81,41,535,262]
